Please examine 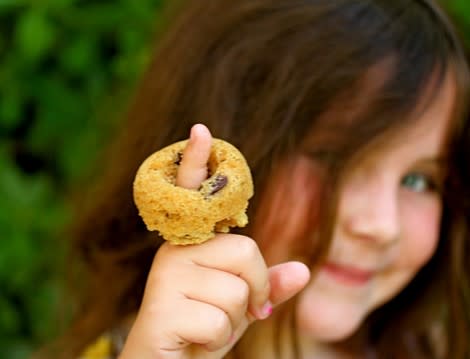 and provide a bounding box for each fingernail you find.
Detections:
[190,123,204,140]
[258,301,273,320]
